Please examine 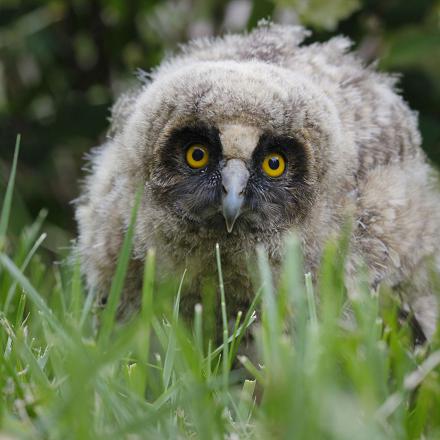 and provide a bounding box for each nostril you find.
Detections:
[222,185,228,194]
